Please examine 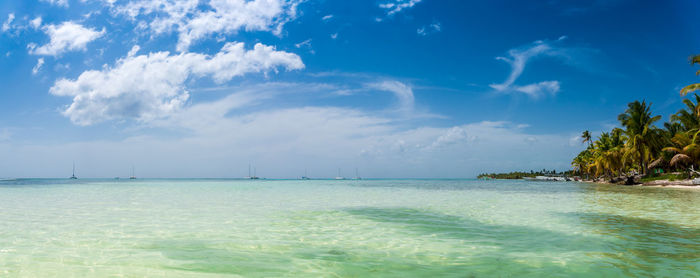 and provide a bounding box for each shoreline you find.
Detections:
[483,177,700,190]
[582,179,700,190]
